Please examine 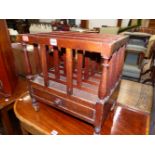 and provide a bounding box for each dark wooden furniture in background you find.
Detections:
[0,20,17,97]
[0,78,28,134]
[117,19,122,27]
[17,31,128,134]
[80,20,89,29]
[148,19,155,28]
[14,92,149,135]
